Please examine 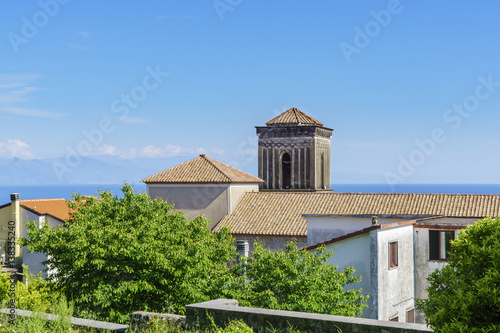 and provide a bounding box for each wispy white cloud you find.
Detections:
[89,144,224,159]
[0,74,66,119]
[140,144,183,158]
[0,139,34,159]
[121,116,147,124]
[340,140,401,150]
[78,31,90,39]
